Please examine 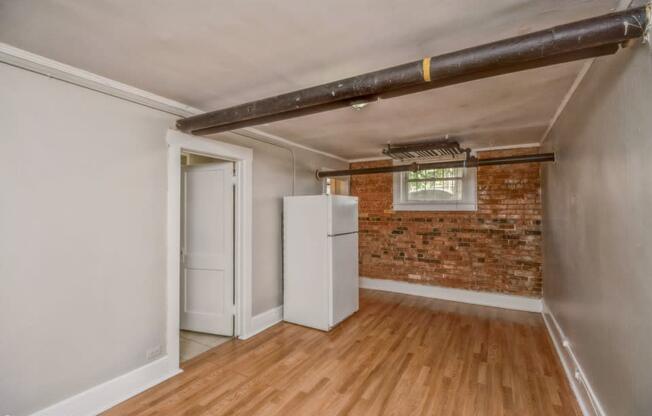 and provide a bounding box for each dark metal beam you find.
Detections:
[379,44,620,99]
[190,45,618,136]
[177,7,648,134]
[315,153,555,179]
